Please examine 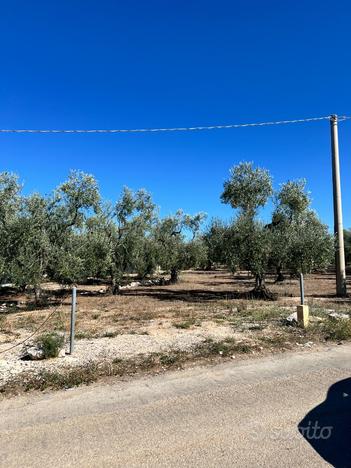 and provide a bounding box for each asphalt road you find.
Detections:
[1,345,351,467]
